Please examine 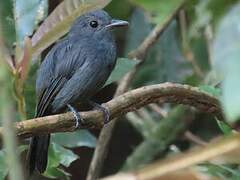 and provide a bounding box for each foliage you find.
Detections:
[1,0,240,179]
